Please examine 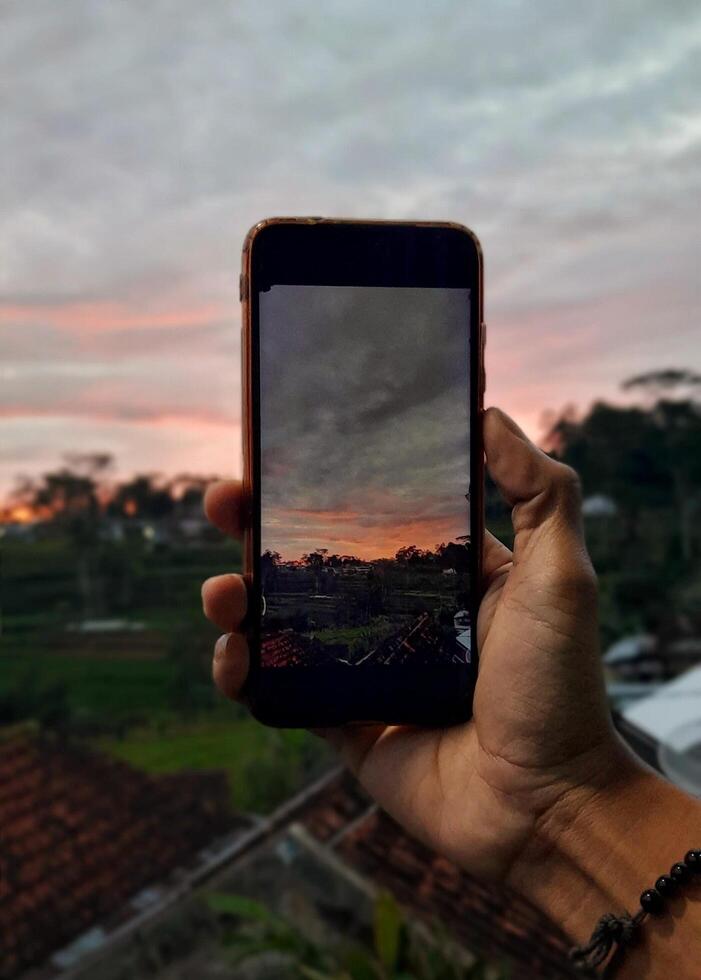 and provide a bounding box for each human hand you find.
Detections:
[202,407,634,885]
